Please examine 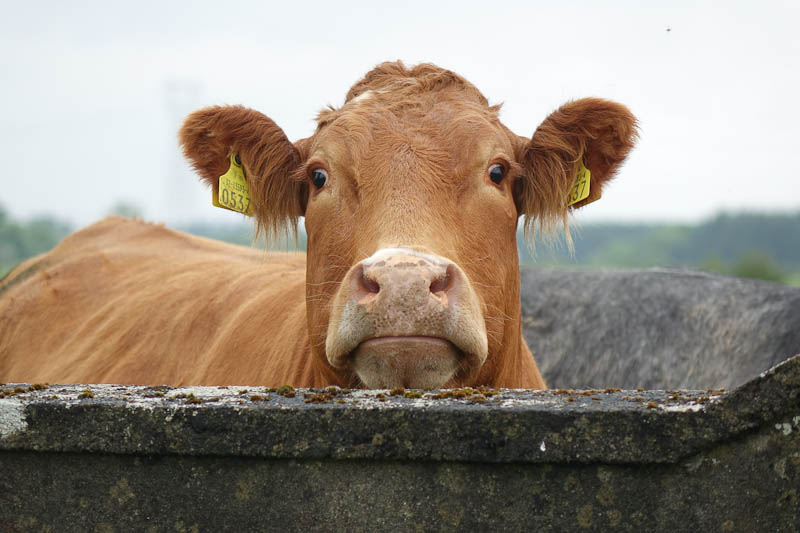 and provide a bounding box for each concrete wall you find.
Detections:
[2,353,799,531]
